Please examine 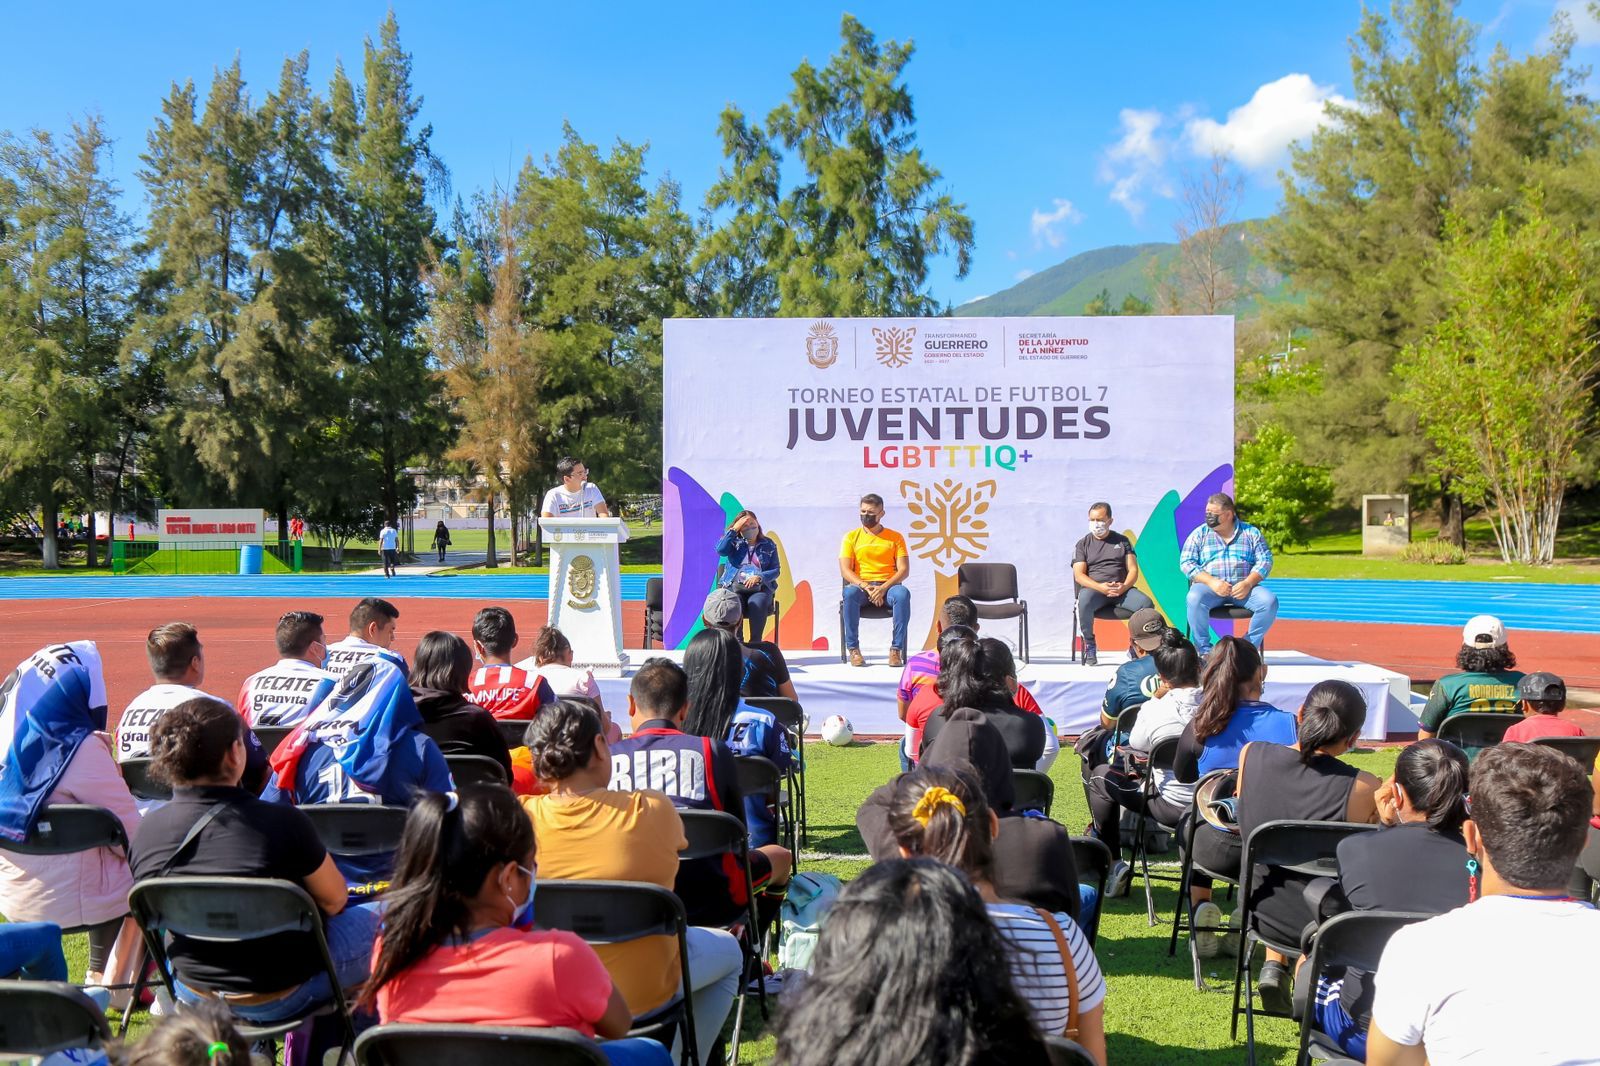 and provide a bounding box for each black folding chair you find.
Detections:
[1133,736,1184,926]
[128,876,358,1057]
[1532,735,1600,773]
[0,981,111,1059]
[1113,704,1142,748]
[745,696,807,848]
[355,1023,609,1066]
[679,809,768,1062]
[1192,604,1257,647]
[497,719,535,750]
[1012,769,1055,816]
[644,577,664,649]
[734,755,795,857]
[1168,771,1241,990]
[1231,821,1379,1064]
[445,754,510,787]
[533,881,697,1066]
[1044,1034,1099,1066]
[1293,910,1432,1066]
[1068,835,1112,947]
[252,724,294,758]
[1436,711,1516,759]
[1069,602,1134,664]
[957,562,1030,663]
[299,804,409,860]
[0,804,145,1034]
[837,582,894,662]
[119,757,171,802]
